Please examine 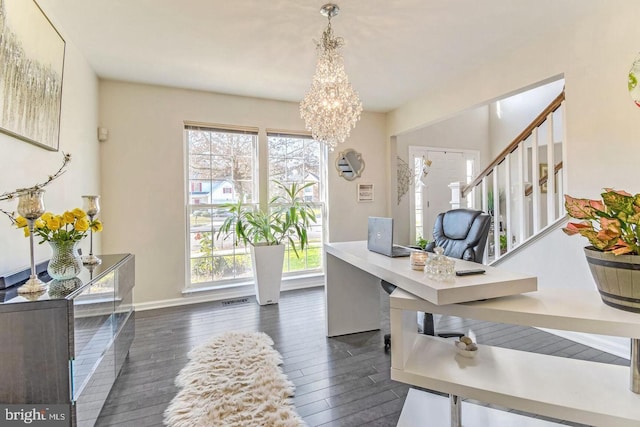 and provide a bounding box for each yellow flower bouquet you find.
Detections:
[15,208,103,243]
